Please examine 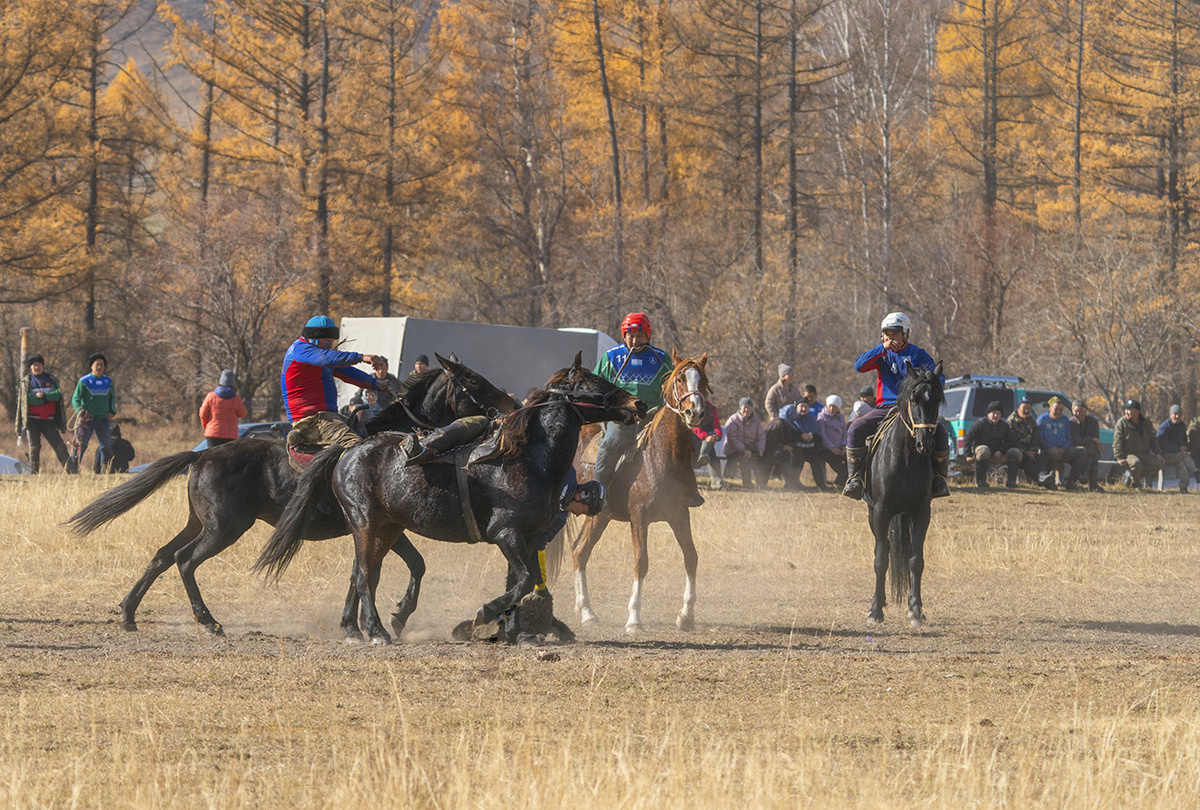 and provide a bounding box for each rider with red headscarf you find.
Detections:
[591,312,675,492]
